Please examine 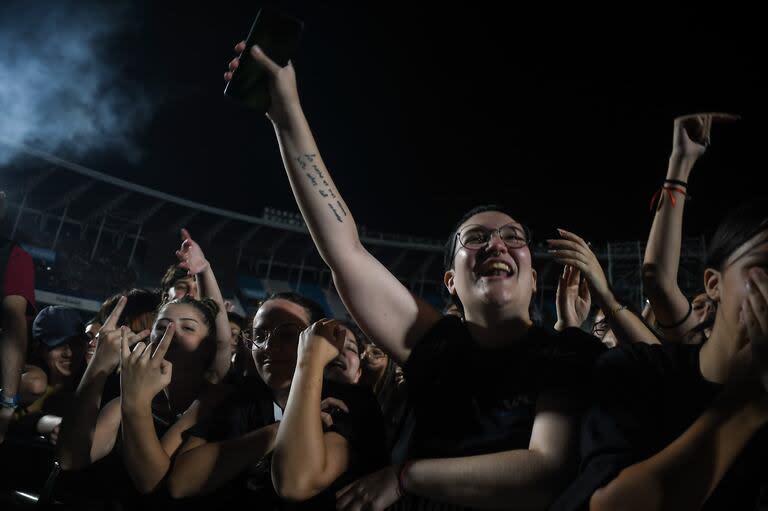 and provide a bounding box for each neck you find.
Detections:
[464,312,533,348]
[699,315,744,384]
